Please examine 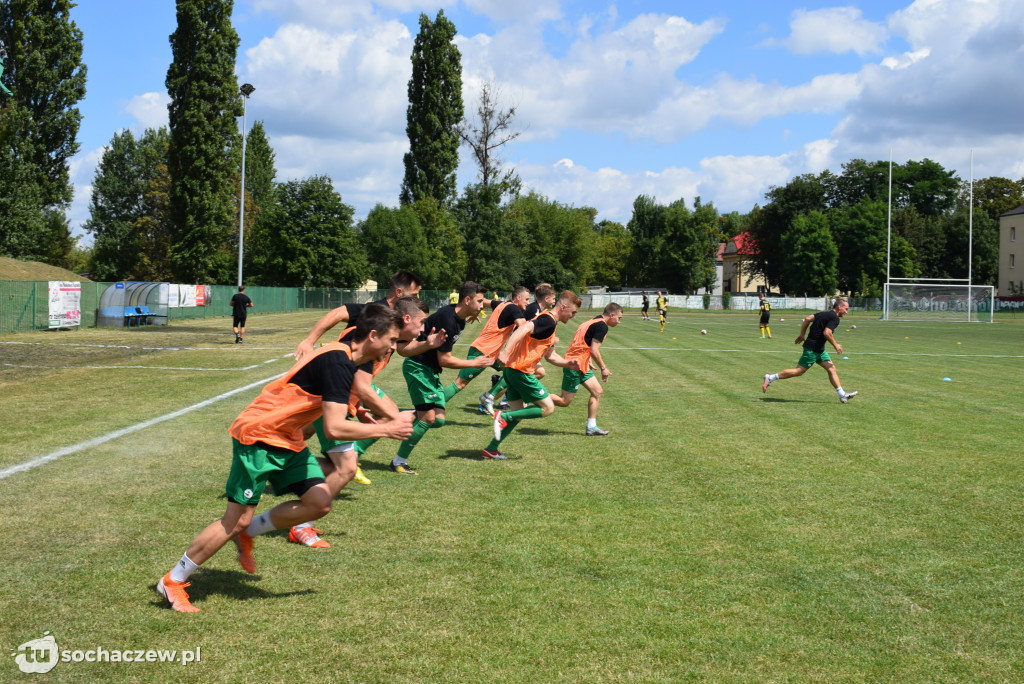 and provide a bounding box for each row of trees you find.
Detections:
[3,3,1021,297]
[743,159,1020,296]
